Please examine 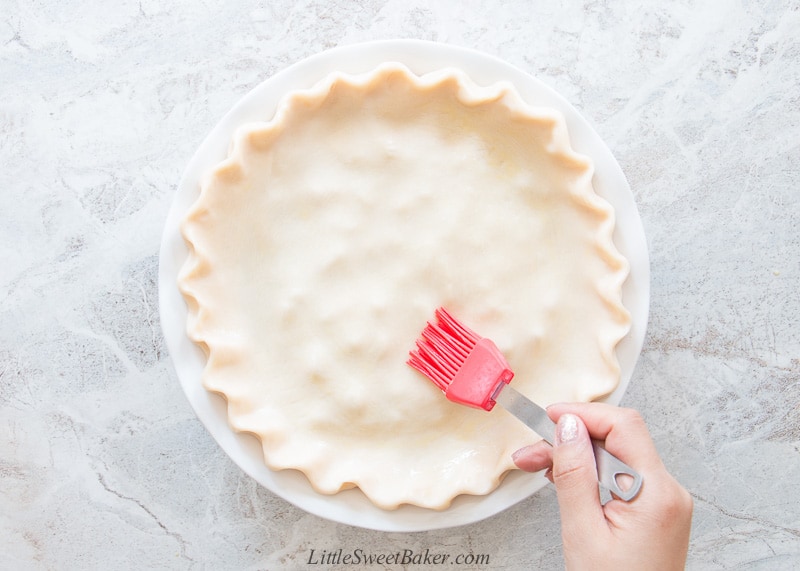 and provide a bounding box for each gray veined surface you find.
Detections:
[2,0,799,569]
